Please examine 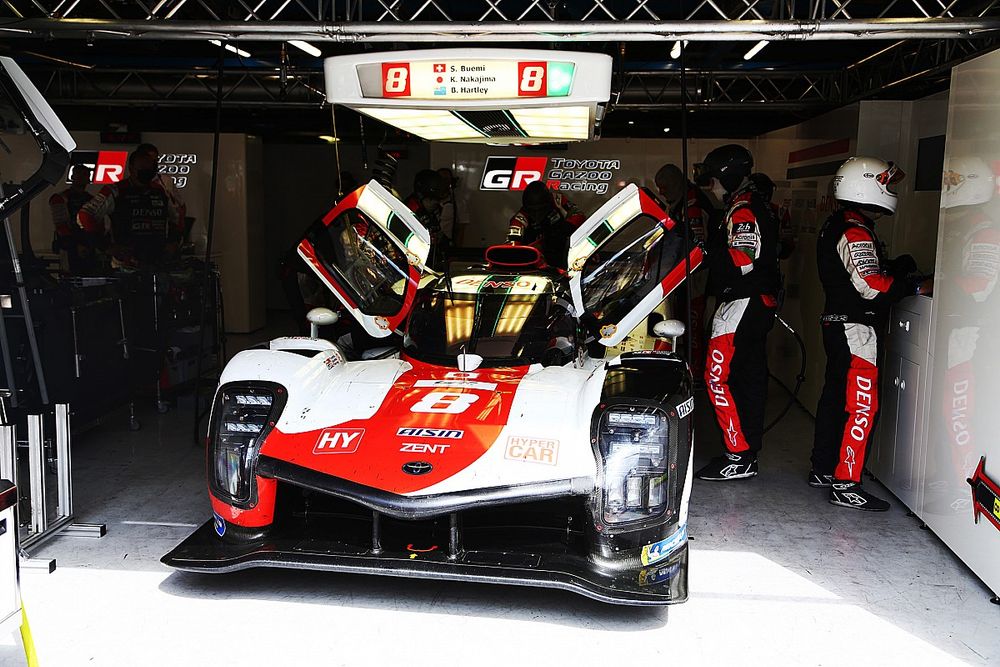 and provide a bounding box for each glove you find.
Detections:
[888,254,918,276]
